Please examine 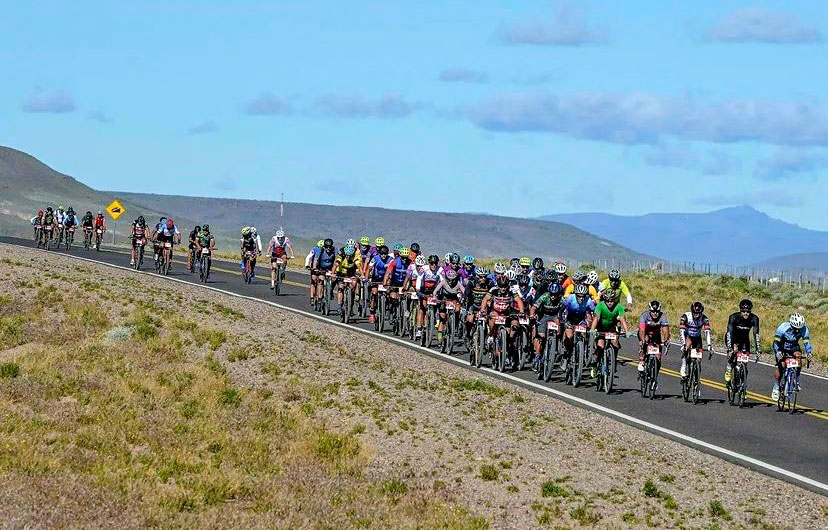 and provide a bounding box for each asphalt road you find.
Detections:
[2,235,826,495]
